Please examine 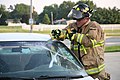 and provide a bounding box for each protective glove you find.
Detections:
[65,28,77,41]
[51,29,61,39]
